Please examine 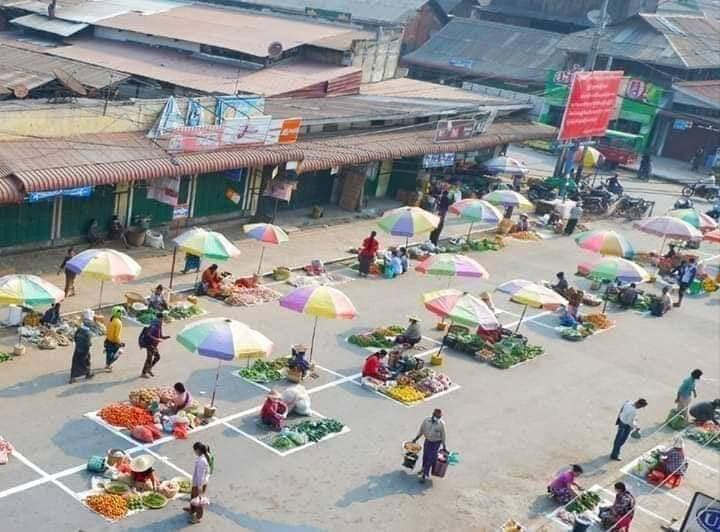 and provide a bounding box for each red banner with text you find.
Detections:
[558,70,623,141]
